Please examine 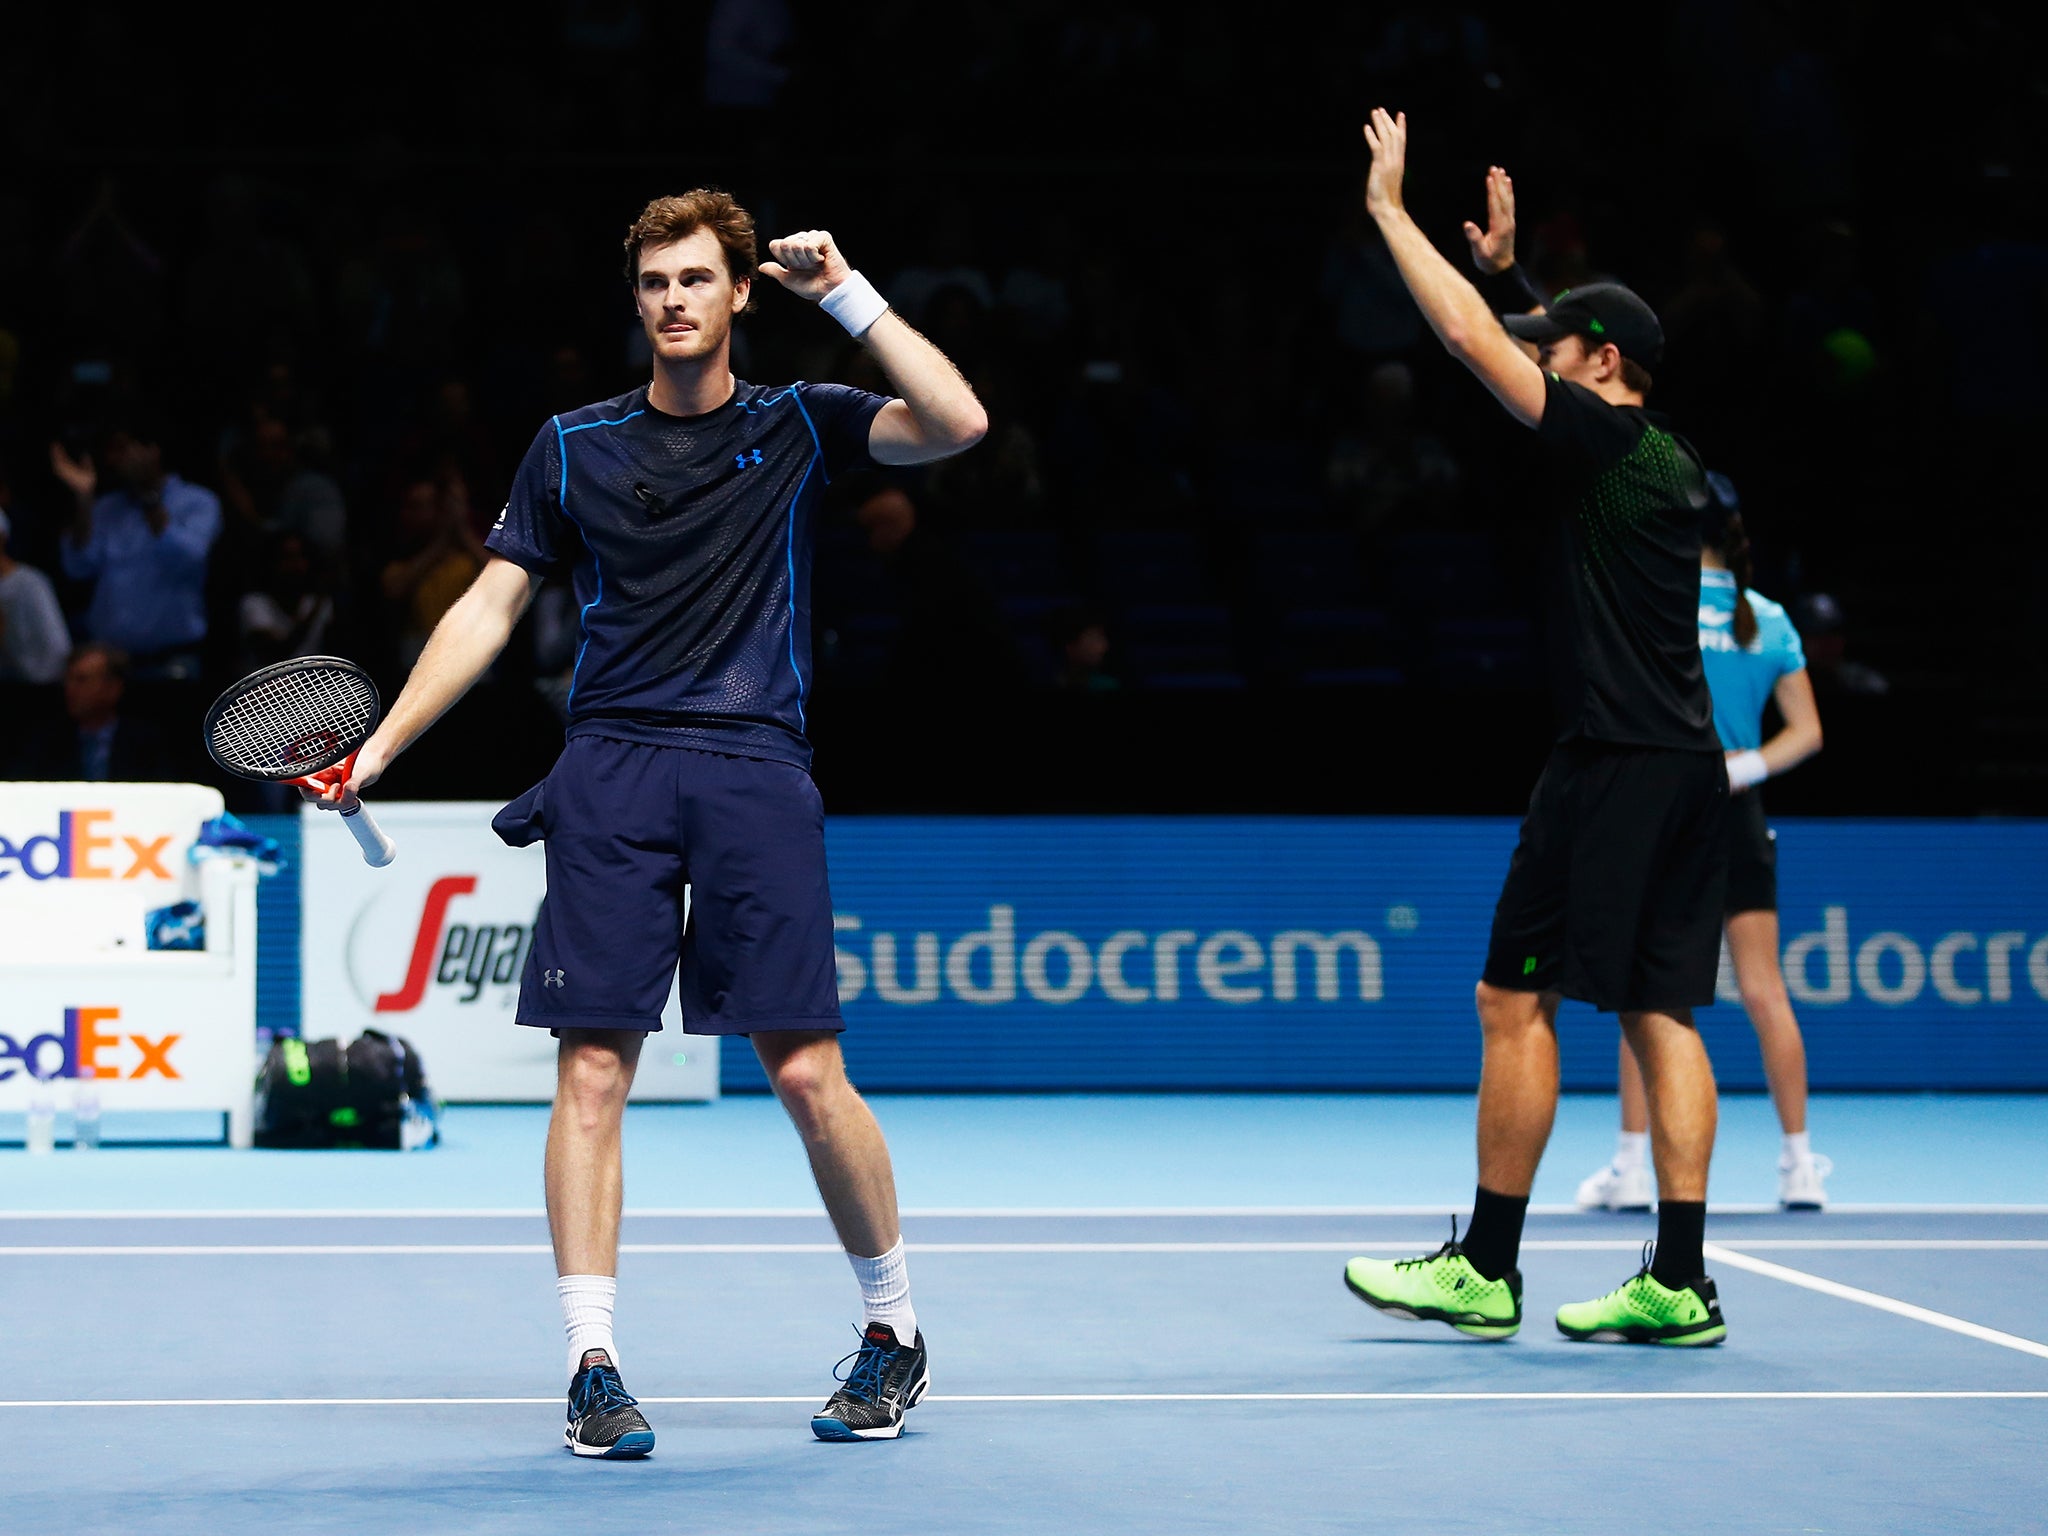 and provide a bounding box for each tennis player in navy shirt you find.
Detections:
[305,189,985,1456]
